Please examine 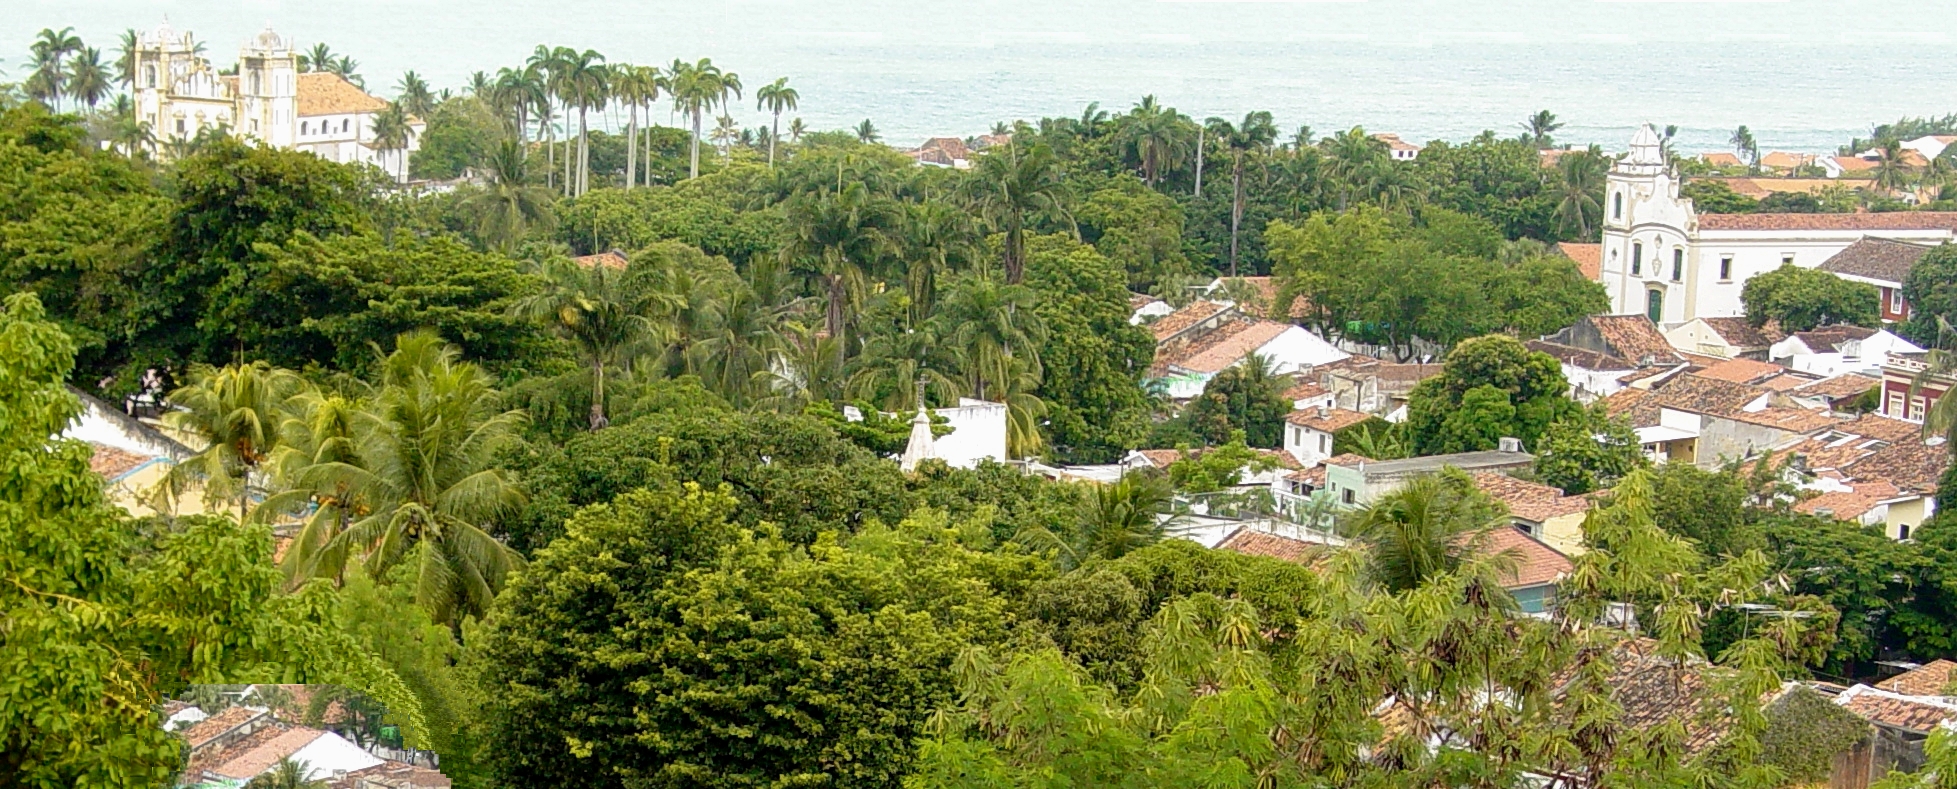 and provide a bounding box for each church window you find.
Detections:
[1631,242,1643,276]
[1671,249,1683,282]
[1719,255,1733,280]
[1646,289,1663,323]
[175,118,185,134]
[1612,192,1623,220]
[145,65,157,87]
